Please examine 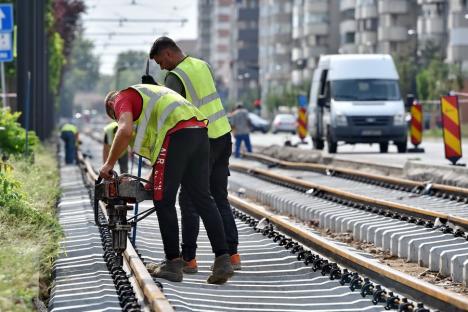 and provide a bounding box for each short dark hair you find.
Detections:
[149,36,181,58]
